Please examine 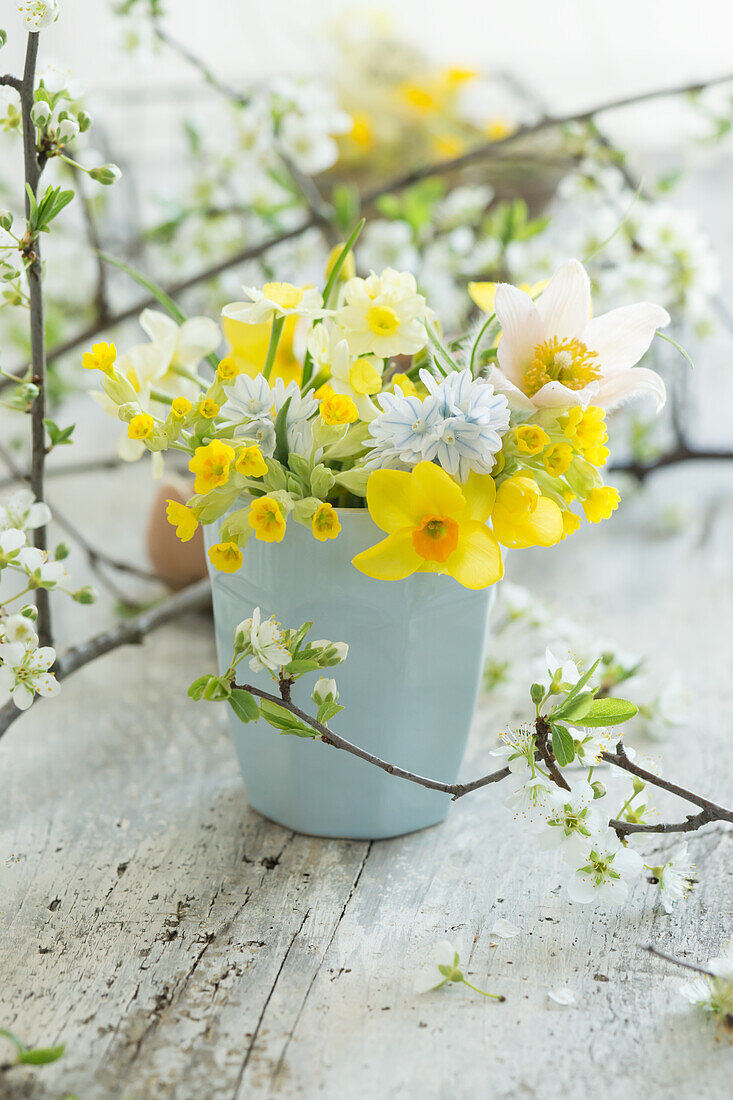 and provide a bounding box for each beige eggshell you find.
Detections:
[147,479,208,589]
